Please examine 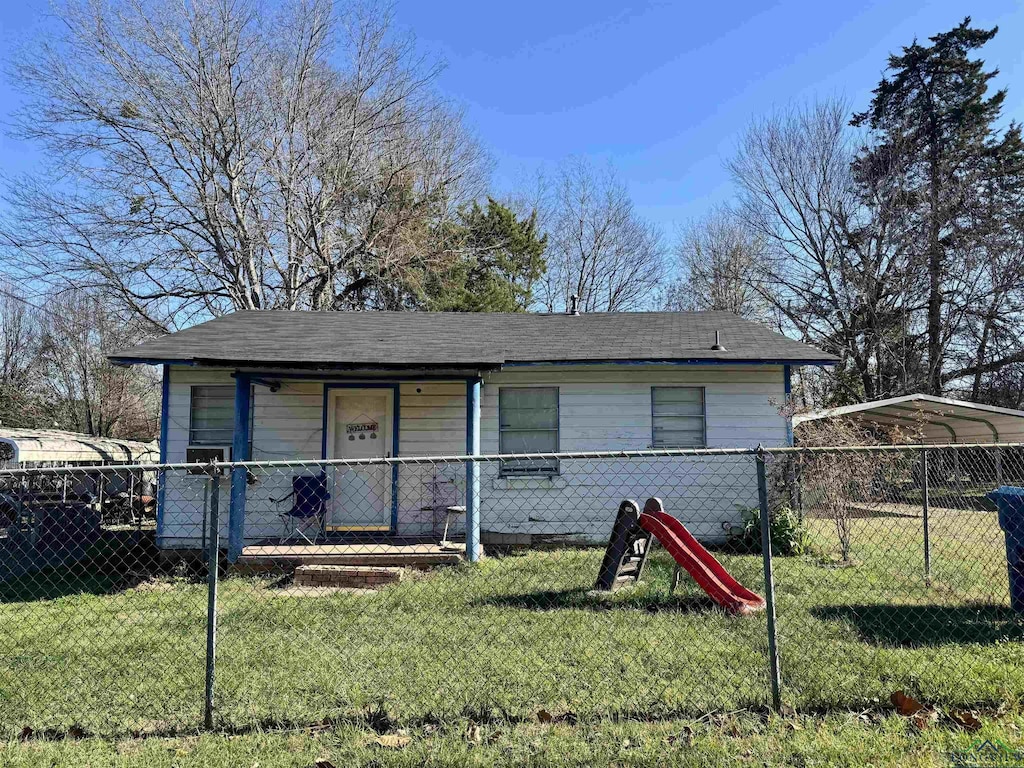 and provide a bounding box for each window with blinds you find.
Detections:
[499,387,559,474]
[651,387,706,448]
[188,385,235,446]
